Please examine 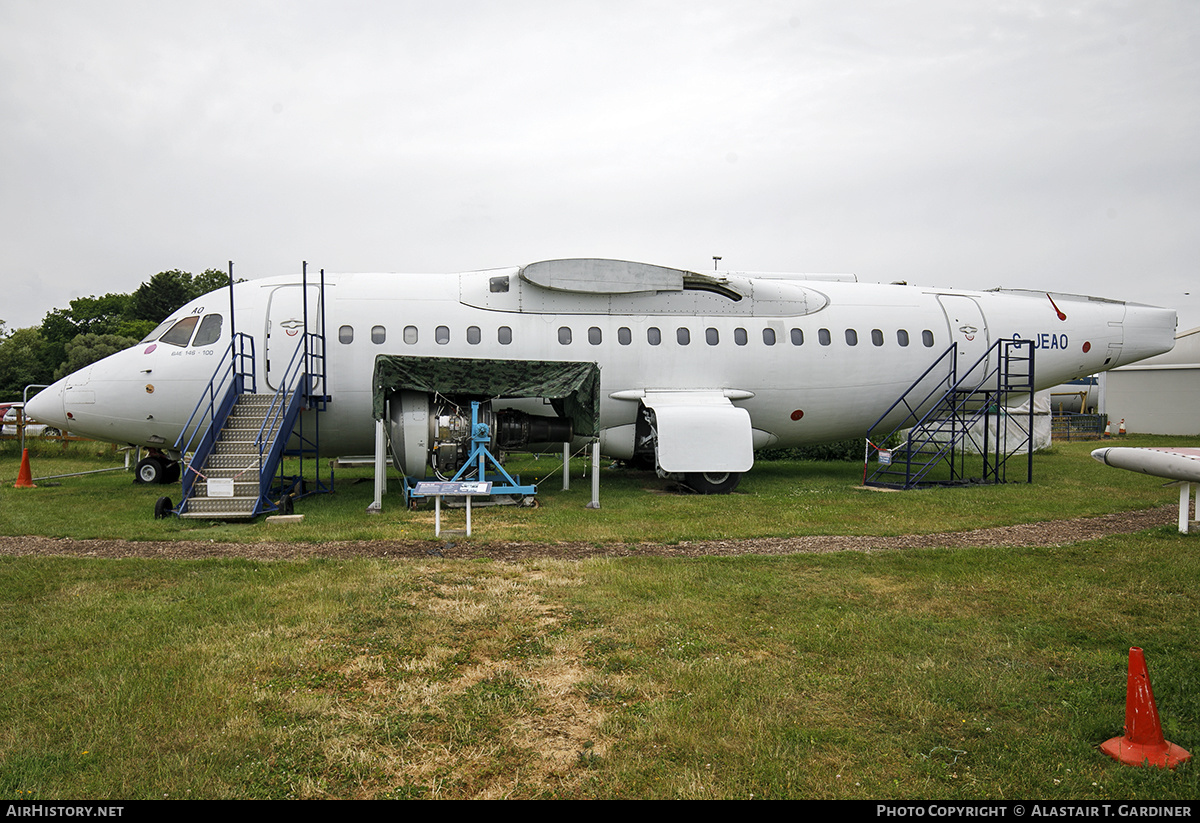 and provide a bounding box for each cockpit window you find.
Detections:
[191,314,223,347]
[140,318,175,344]
[159,316,199,347]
